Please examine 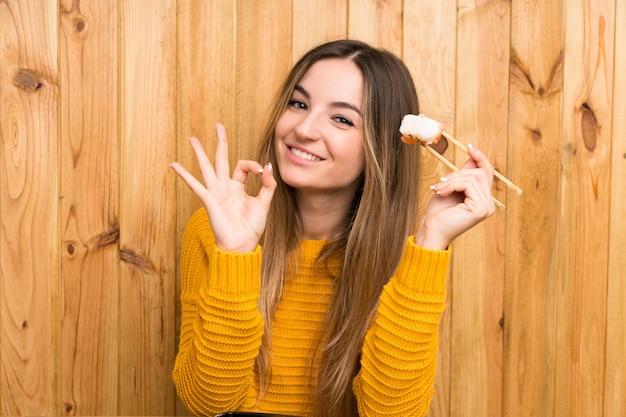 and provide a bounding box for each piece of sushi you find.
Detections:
[399,114,443,145]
